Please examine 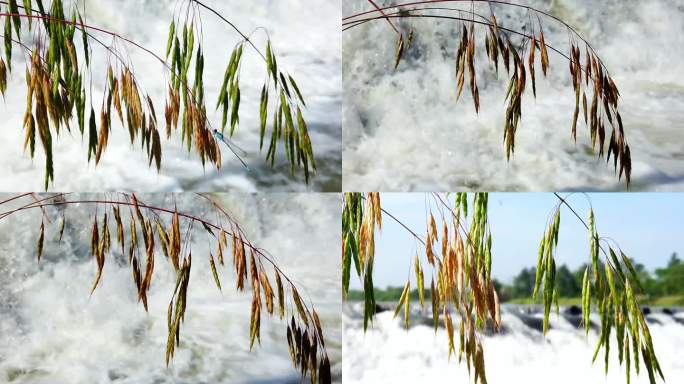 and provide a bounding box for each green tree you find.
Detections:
[492,278,511,302]
[556,264,581,297]
[655,253,684,295]
[511,267,535,298]
[343,192,664,384]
